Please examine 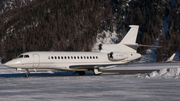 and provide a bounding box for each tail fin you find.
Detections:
[101,25,139,53]
[120,25,139,45]
[166,53,176,62]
